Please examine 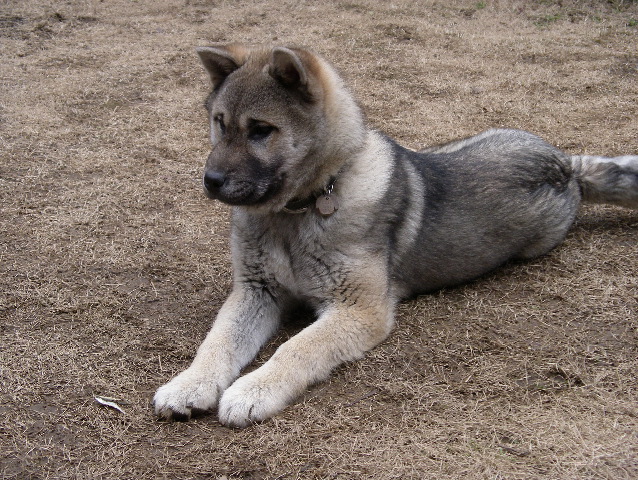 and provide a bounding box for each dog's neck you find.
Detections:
[282,176,338,215]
